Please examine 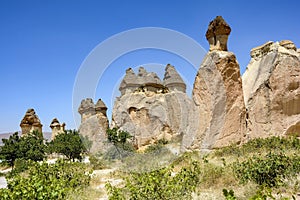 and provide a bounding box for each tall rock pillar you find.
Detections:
[185,16,246,150]
[78,98,109,153]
